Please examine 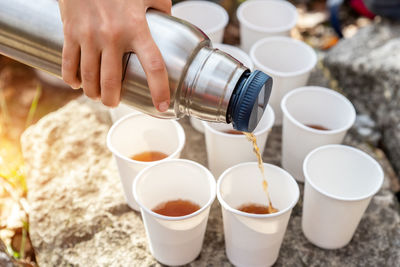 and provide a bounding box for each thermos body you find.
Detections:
[0,0,272,132]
